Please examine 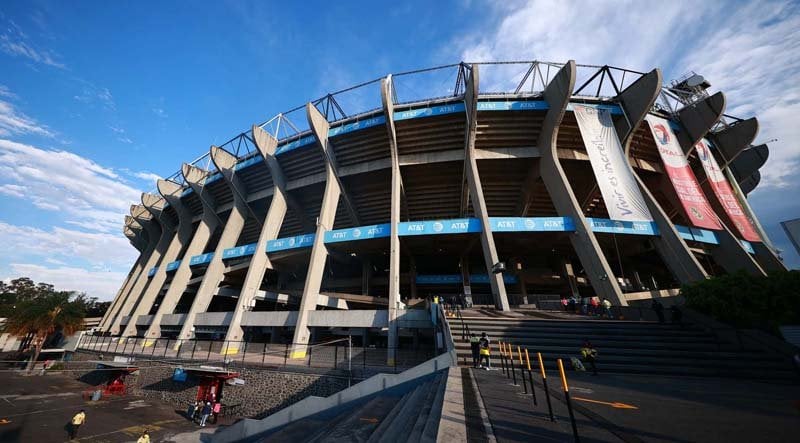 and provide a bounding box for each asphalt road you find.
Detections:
[0,371,200,443]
